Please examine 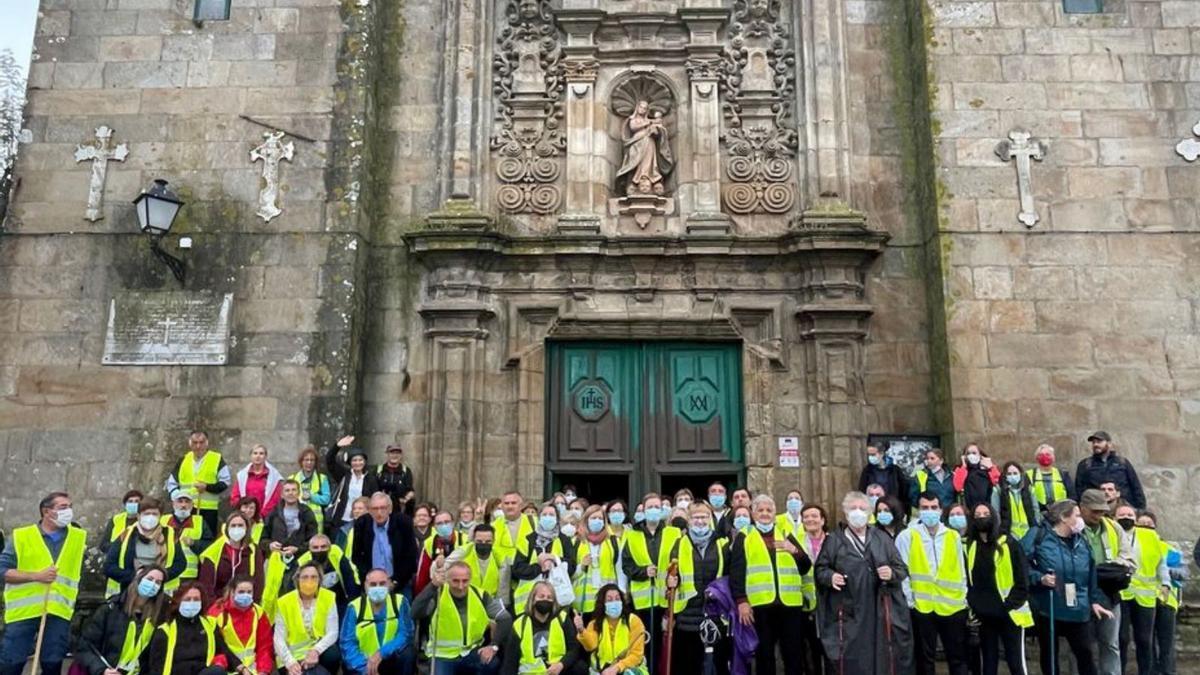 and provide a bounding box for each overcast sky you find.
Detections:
[1,1,39,75]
